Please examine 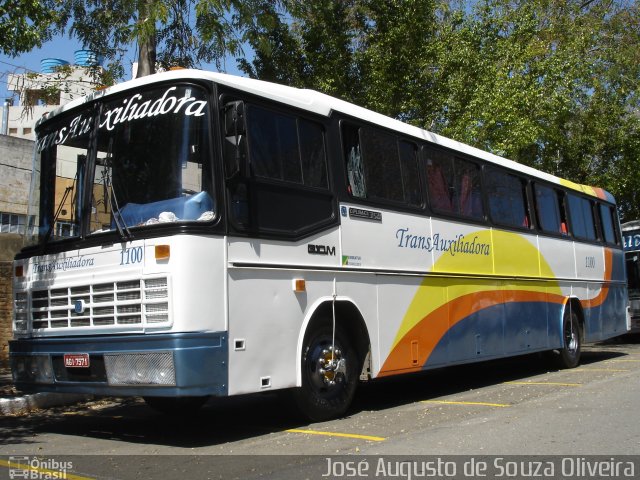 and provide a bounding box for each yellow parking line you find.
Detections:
[421,400,510,408]
[607,359,640,363]
[569,368,629,372]
[0,459,96,480]
[505,381,581,387]
[286,428,385,442]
